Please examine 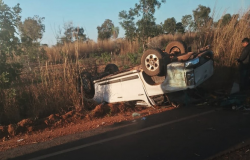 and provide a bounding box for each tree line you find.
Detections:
[0,0,45,88]
[57,0,240,47]
[118,0,241,48]
[59,0,239,48]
